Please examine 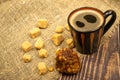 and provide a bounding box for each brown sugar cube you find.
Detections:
[38,49,48,58]
[35,38,44,49]
[51,33,64,46]
[48,67,54,72]
[66,38,74,48]
[55,26,64,33]
[29,28,40,38]
[21,41,32,52]
[23,54,32,63]
[66,38,73,45]
[56,48,61,55]
[56,48,81,74]
[37,19,48,29]
[65,24,70,31]
[38,62,47,74]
